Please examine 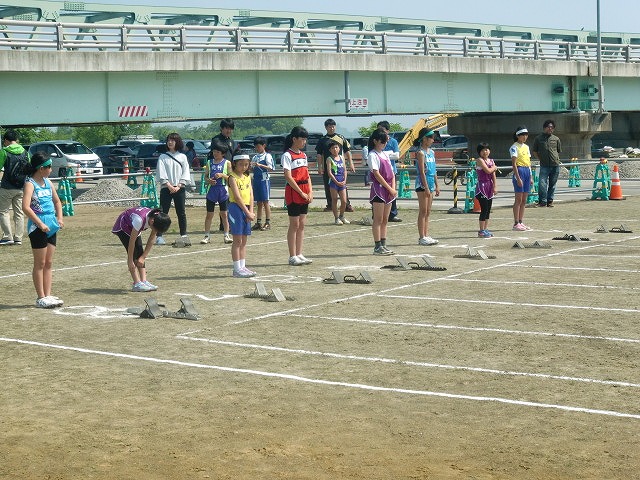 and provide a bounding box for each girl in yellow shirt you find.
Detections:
[228,154,256,278]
